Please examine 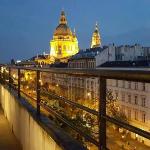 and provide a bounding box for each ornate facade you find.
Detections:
[50,11,79,59]
[91,23,101,48]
